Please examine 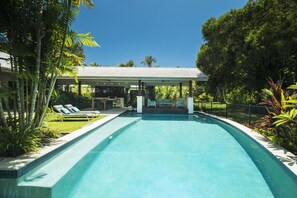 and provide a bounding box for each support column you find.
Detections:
[92,97,95,110]
[189,80,192,97]
[179,83,182,98]
[137,80,143,113]
[188,80,193,114]
[187,97,194,114]
[138,80,141,96]
[141,82,145,105]
[137,96,143,113]
[78,81,82,96]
